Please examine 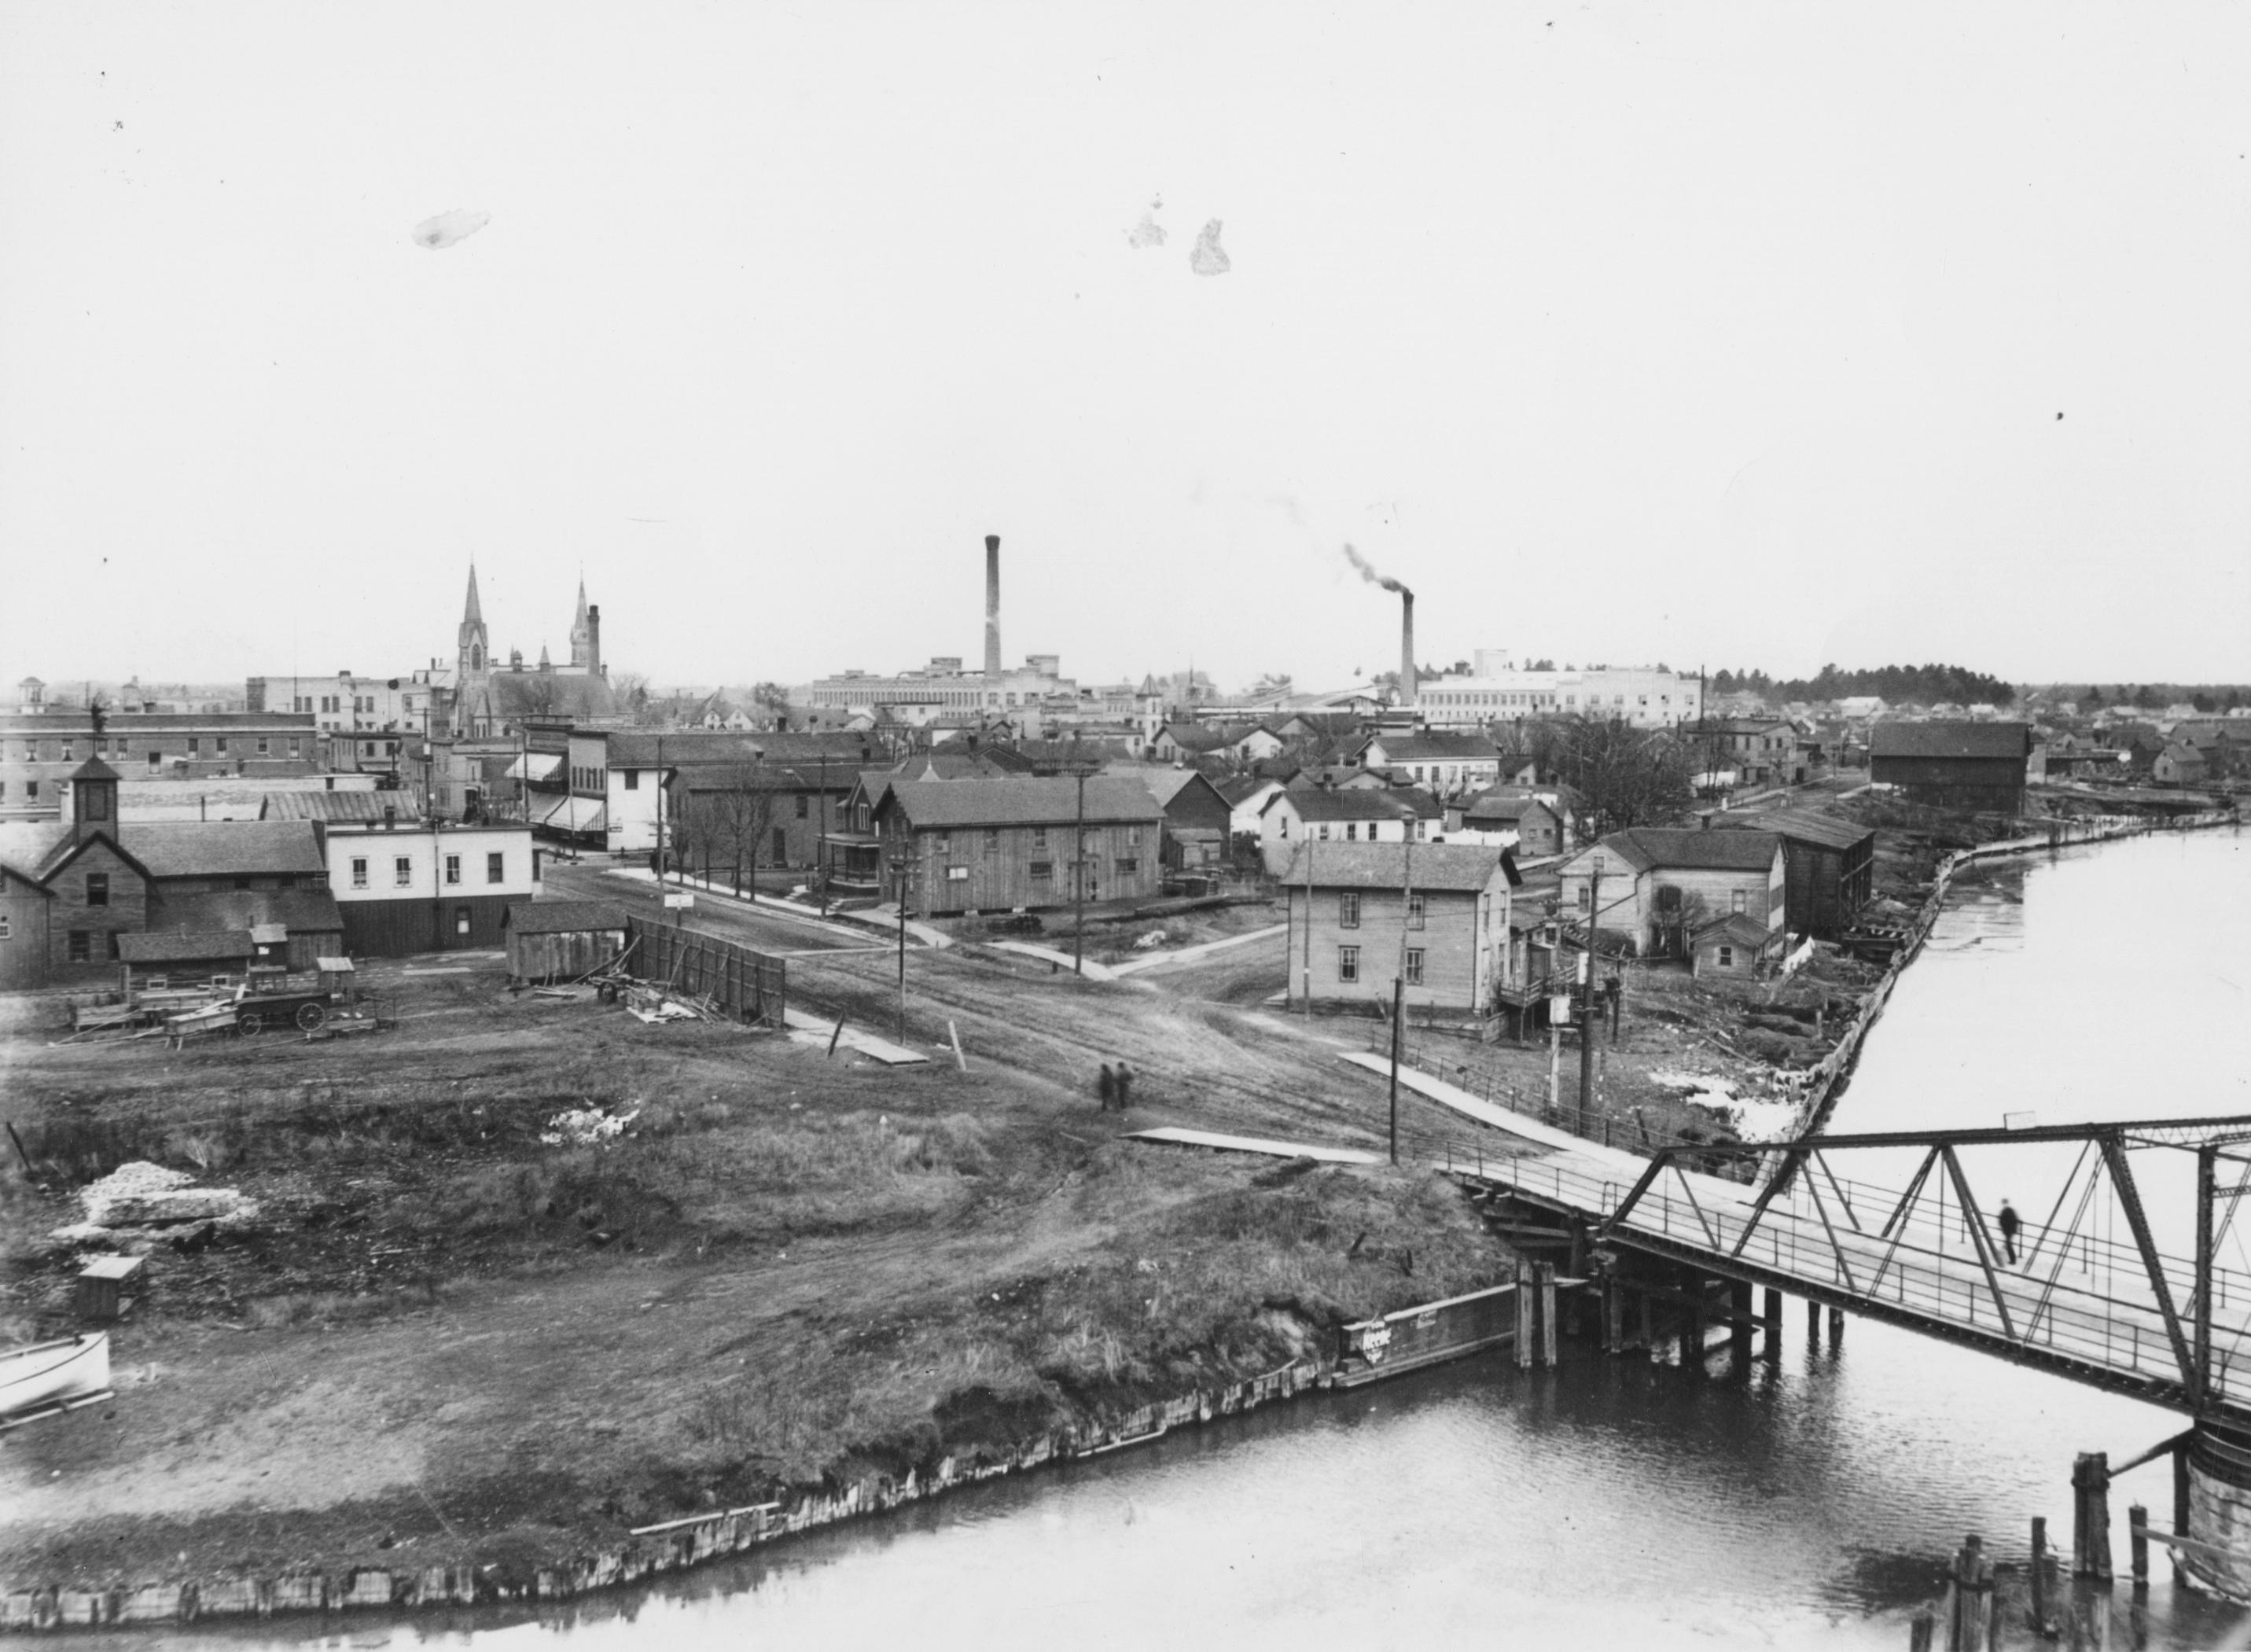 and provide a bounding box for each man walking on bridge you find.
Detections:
[1998,1198,2021,1266]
